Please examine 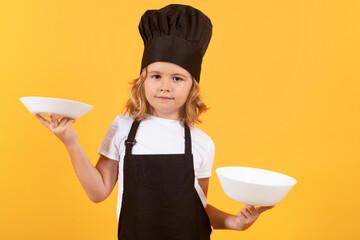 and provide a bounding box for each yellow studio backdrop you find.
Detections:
[1,0,359,239]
